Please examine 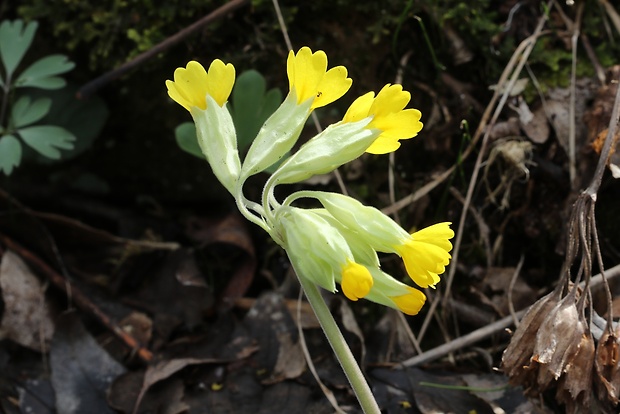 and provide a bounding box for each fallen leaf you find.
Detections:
[184,213,256,308]
[50,312,126,414]
[0,250,54,352]
[521,104,550,144]
[244,292,306,384]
